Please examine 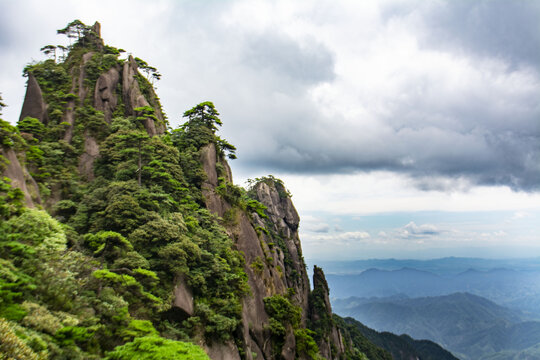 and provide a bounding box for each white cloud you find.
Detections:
[511,211,532,220]
[273,172,540,216]
[303,231,371,245]
[399,221,440,238]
